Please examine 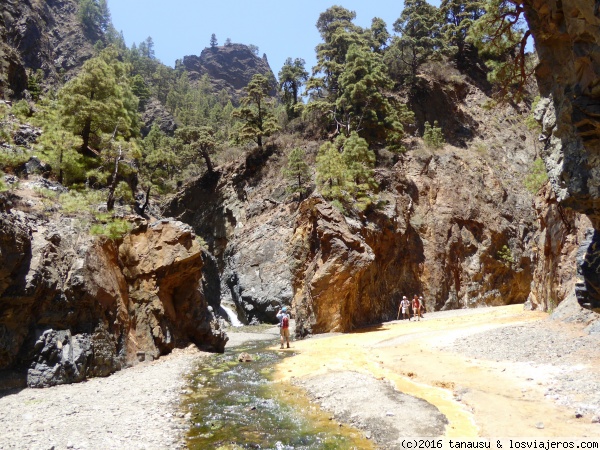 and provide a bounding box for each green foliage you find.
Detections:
[58,189,105,215]
[524,158,548,194]
[130,75,151,109]
[233,74,279,147]
[337,43,409,149]
[306,7,412,149]
[175,125,216,173]
[77,0,111,33]
[140,125,179,193]
[468,0,533,102]
[390,0,445,79]
[497,245,514,266]
[279,58,308,120]
[58,47,140,153]
[284,147,311,199]
[440,0,485,59]
[90,218,132,241]
[210,34,218,48]
[0,148,30,170]
[316,141,348,203]
[316,132,378,211]
[423,121,445,149]
[12,100,32,120]
[27,69,44,101]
